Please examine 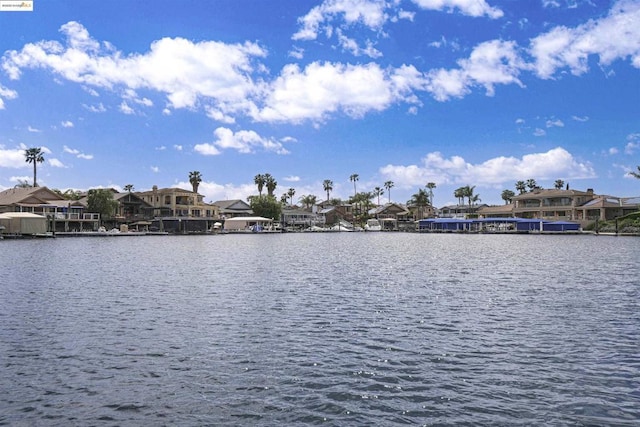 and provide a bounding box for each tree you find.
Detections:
[526,178,538,192]
[323,179,333,201]
[287,187,296,205]
[189,171,202,194]
[123,184,134,203]
[349,173,359,197]
[408,188,429,219]
[248,195,281,220]
[264,173,277,197]
[628,166,640,179]
[501,189,515,204]
[373,186,384,206]
[426,182,436,206]
[454,187,465,205]
[515,180,526,194]
[384,180,394,203]
[554,179,565,190]
[14,179,31,188]
[299,194,317,209]
[24,147,45,187]
[254,174,266,196]
[462,185,476,208]
[87,189,118,224]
